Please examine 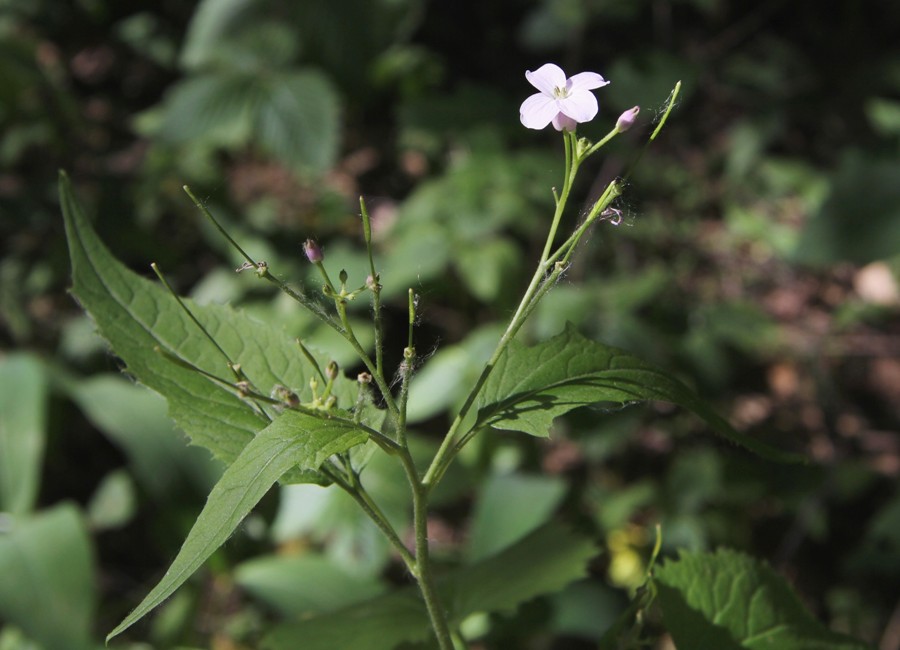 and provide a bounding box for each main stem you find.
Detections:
[423,131,581,489]
[399,450,454,650]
